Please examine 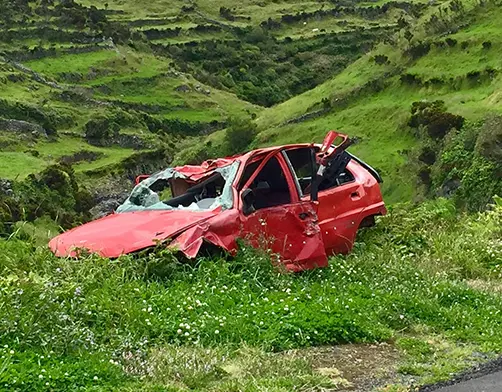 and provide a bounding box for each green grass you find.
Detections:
[1,199,502,390]
[0,136,137,179]
[0,152,48,179]
[25,49,121,77]
[407,44,502,79]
